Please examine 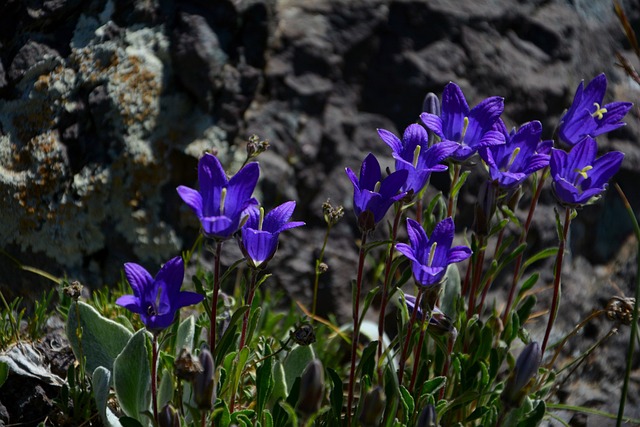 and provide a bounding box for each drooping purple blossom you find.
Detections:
[239,201,305,269]
[177,153,259,240]
[420,82,505,162]
[377,124,458,194]
[479,120,552,189]
[116,257,204,331]
[558,74,633,146]
[404,293,454,335]
[345,153,408,230]
[549,136,624,206]
[396,218,472,287]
